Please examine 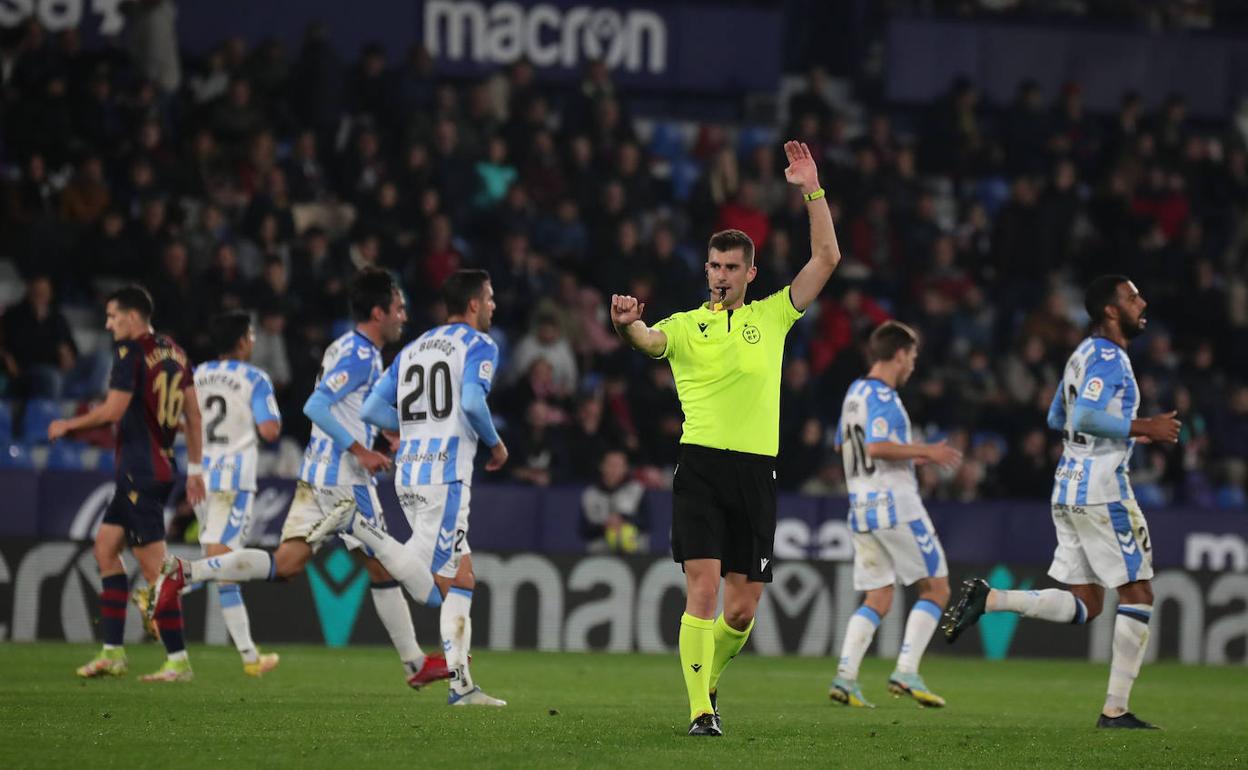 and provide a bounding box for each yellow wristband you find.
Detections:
[803,188,825,202]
